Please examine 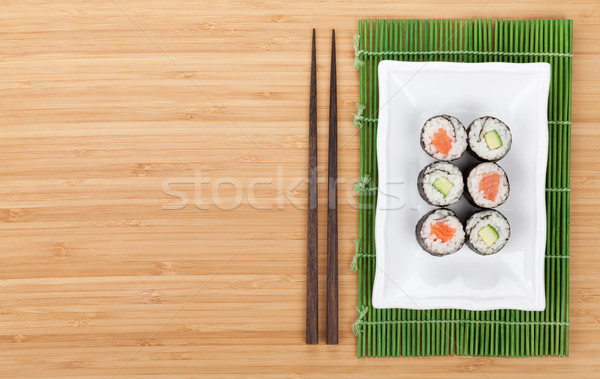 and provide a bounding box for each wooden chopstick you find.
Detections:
[306,28,318,345]
[326,29,338,345]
